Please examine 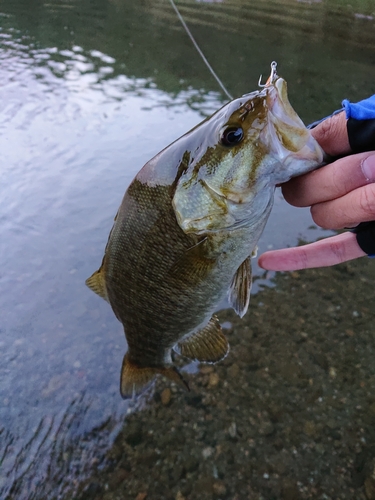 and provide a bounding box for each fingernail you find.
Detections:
[361,154,375,182]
